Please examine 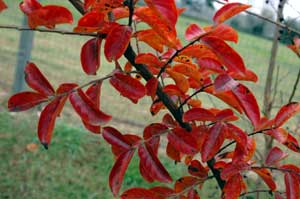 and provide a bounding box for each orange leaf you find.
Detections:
[213,3,251,24]
[205,24,238,43]
[135,29,165,53]
[166,69,189,93]
[173,64,202,83]
[174,176,199,193]
[252,168,277,191]
[104,25,132,62]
